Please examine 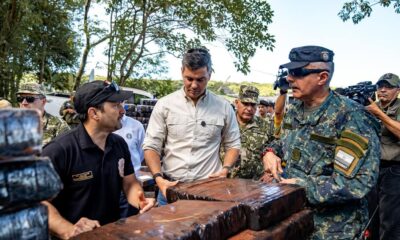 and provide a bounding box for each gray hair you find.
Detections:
[182,48,212,73]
